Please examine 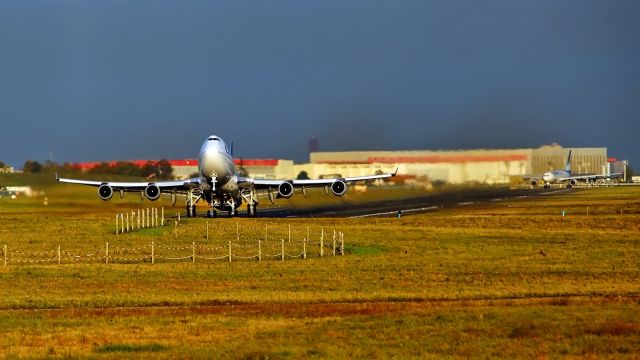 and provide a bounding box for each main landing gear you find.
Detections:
[185,190,201,218]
